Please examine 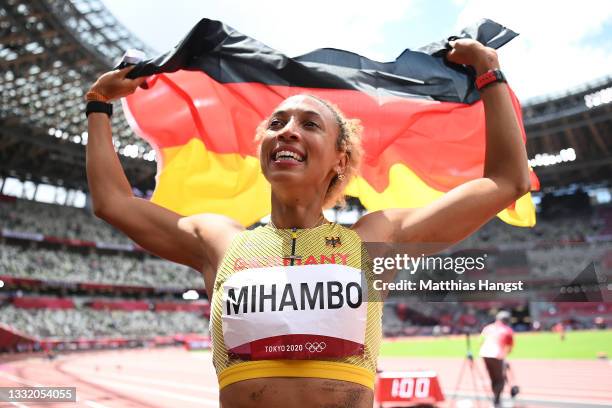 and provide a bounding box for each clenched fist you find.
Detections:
[446,39,500,75]
[87,66,147,102]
